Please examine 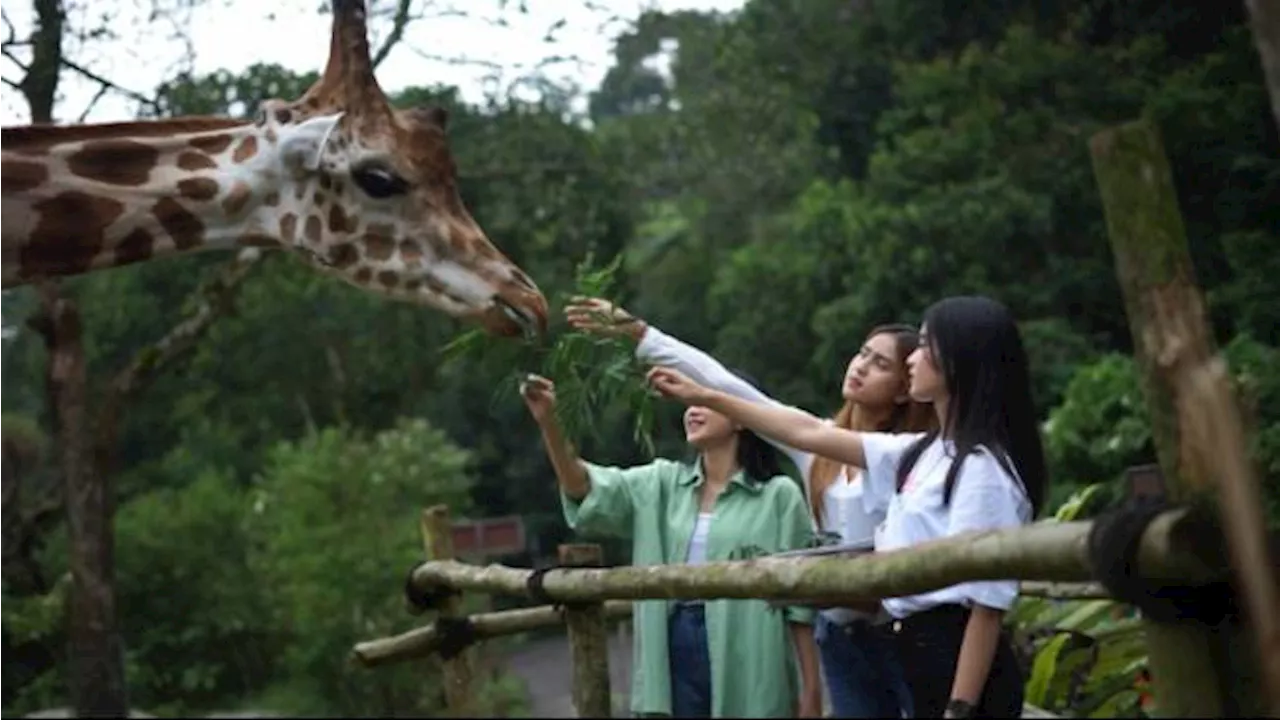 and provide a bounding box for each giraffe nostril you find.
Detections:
[511,269,538,293]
